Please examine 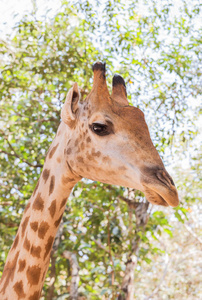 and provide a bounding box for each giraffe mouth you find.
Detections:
[141,168,179,207]
[143,188,169,206]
